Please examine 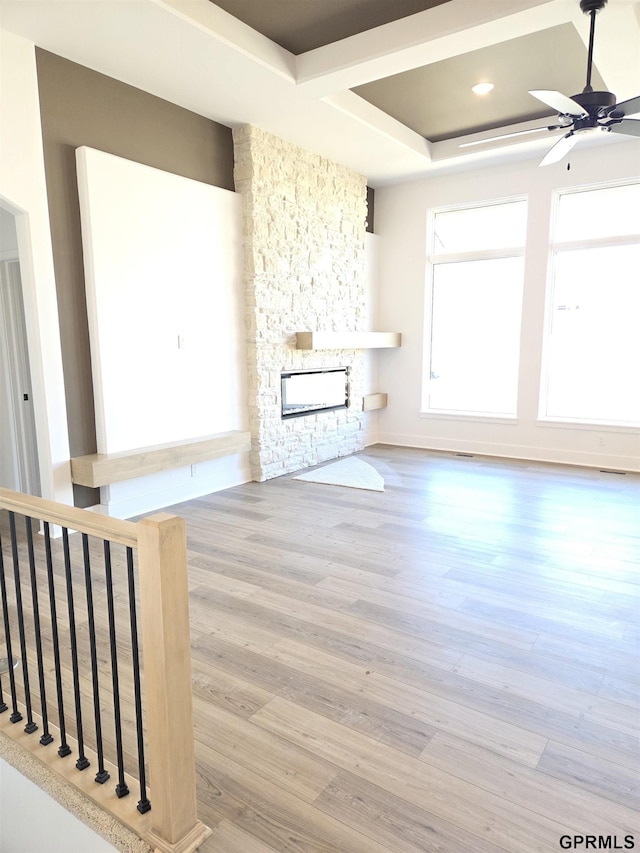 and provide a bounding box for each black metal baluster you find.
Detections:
[125,547,150,813]
[0,529,20,721]
[62,527,90,770]
[0,673,7,713]
[43,523,71,757]
[25,516,54,745]
[82,533,109,784]
[8,512,38,734]
[103,541,129,798]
